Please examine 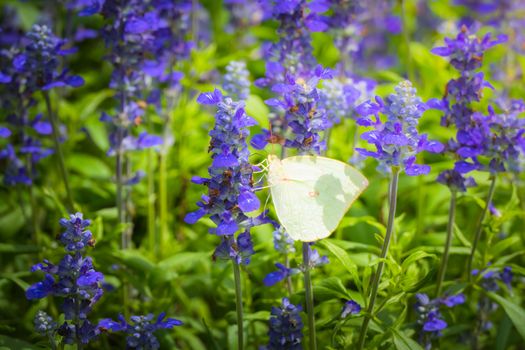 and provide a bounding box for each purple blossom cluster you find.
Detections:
[224,0,268,36]
[0,24,83,186]
[98,312,183,350]
[252,1,335,154]
[325,0,402,71]
[184,89,266,264]
[1,24,84,91]
[223,60,251,101]
[265,298,304,350]
[83,1,194,163]
[431,27,525,183]
[261,66,333,155]
[356,80,443,175]
[471,266,513,332]
[318,77,375,125]
[255,0,327,88]
[414,293,466,349]
[454,0,525,55]
[26,213,104,345]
